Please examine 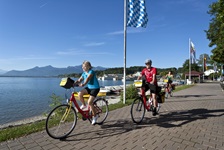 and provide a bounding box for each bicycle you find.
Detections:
[45,77,109,139]
[165,83,174,99]
[130,80,165,124]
